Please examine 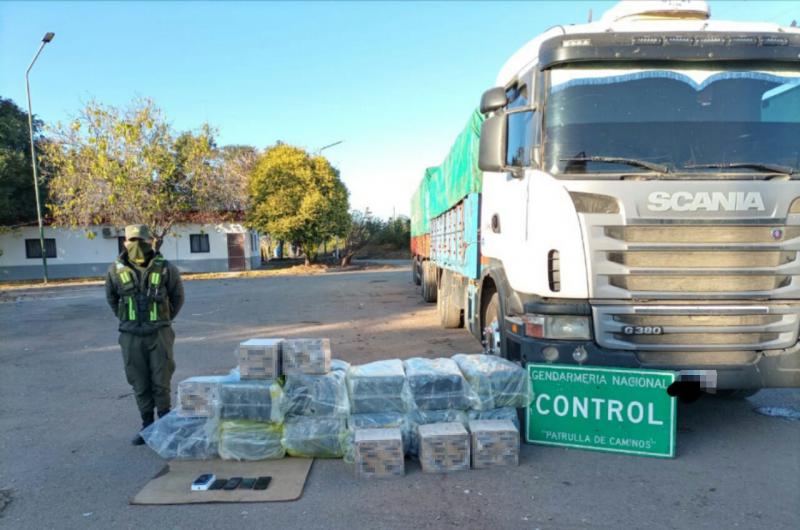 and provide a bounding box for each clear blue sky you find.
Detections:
[1,1,796,218]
